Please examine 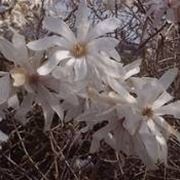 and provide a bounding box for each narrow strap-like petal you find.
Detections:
[75,1,91,42]
[37,50,70,75]
[108,78,136,104]
[74,58,87,81]
[159,68,178,90]
[123,59,141,80]
[152,91,173,110]
[0,37,17,63]
[0,72,11,104]
[43,16,76,43]
[154,100,180,119]
[27,36,70,51]
[87,18,121,40]
[12,33,28,63]
[87,37,119,52]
